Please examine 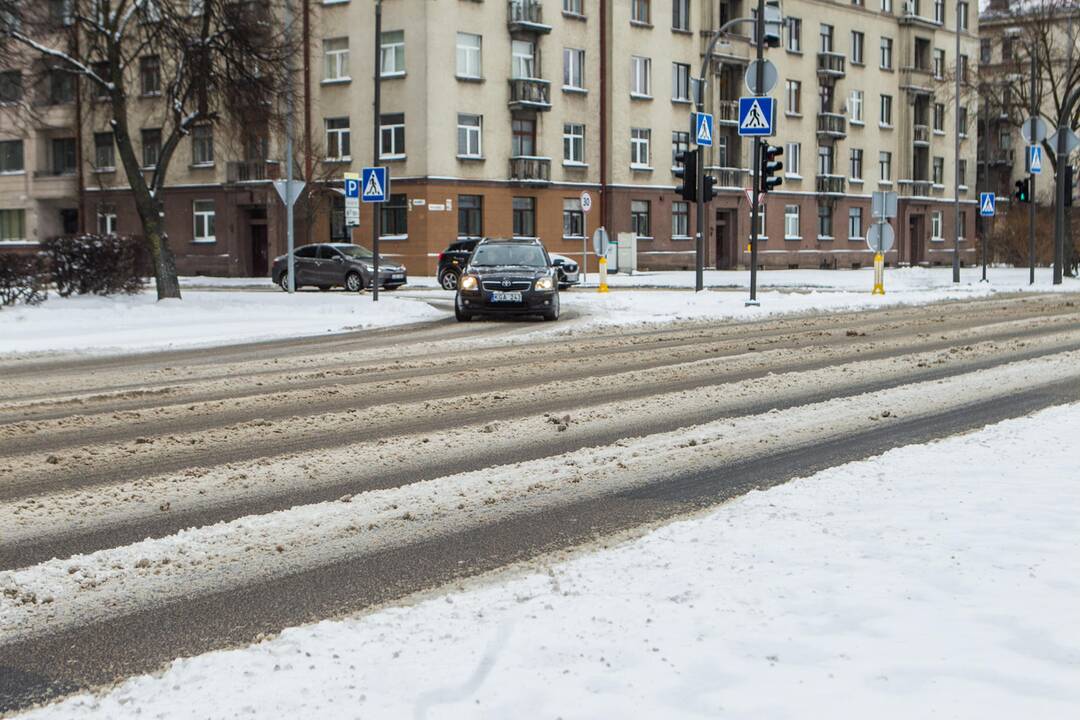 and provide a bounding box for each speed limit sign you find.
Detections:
[580,191,593,214]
